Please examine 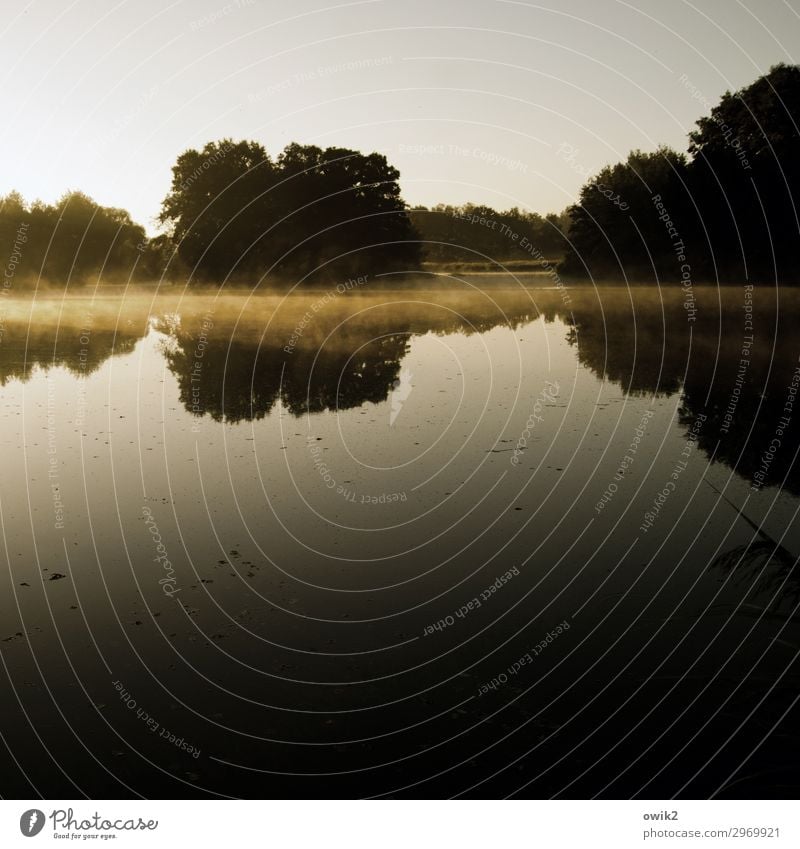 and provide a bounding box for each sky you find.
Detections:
[2,0,799,233]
